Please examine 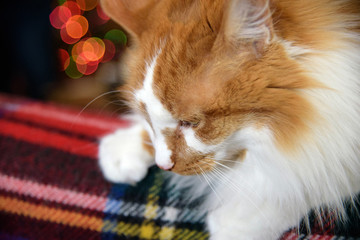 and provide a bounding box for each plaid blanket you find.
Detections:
[0,93,359,240]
